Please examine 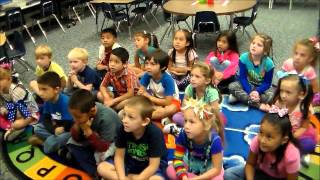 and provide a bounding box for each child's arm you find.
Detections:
[245,150,258,180]
[99,77,114,106]
[256,68,274,94]
[114,148,127,179]
[134,157,161,179]
[310,78,319,93]
[173,143,188,179]
[222,52,239,79]
[168,59,189,75]
[71,77,93,91]
[114,89,134,106]
[79,120,111,152]
[145,93,173,106]
[238,61,252,94]
[61,77,67,90]
[134,55,141,69]
[293,119,309,138]
[192,153,223,180]
[96,62,108,71]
